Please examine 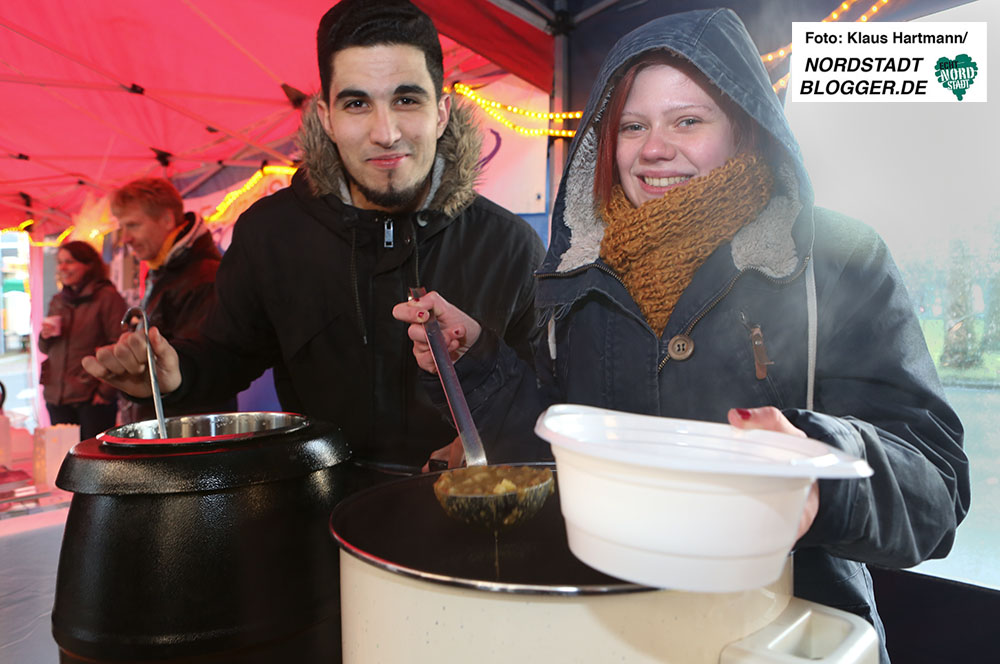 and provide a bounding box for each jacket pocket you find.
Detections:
[40,358,51,385]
